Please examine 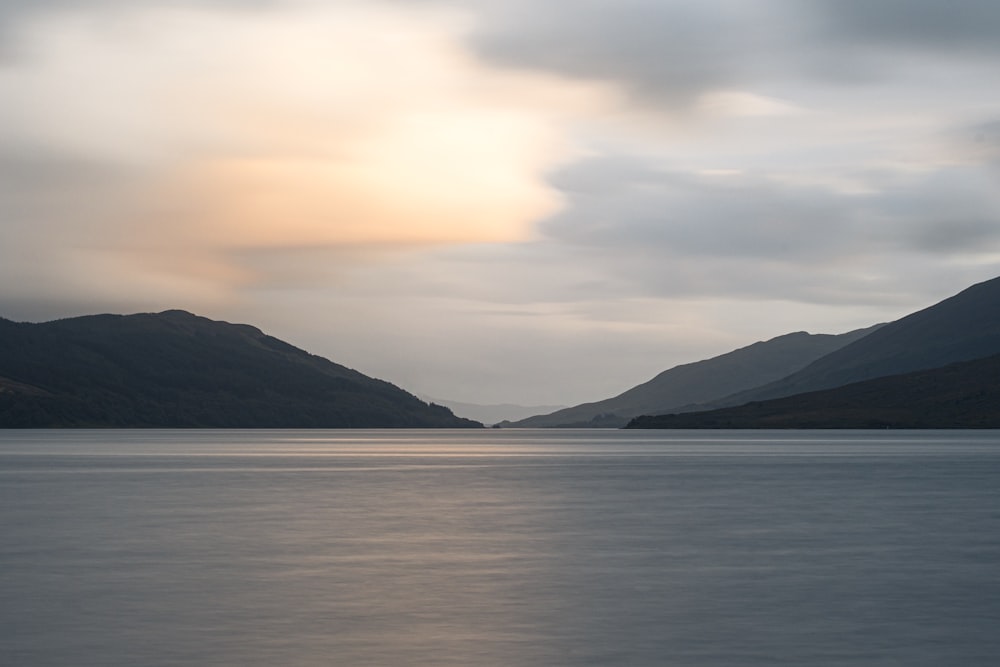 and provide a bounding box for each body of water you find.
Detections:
[2,429,999,666]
